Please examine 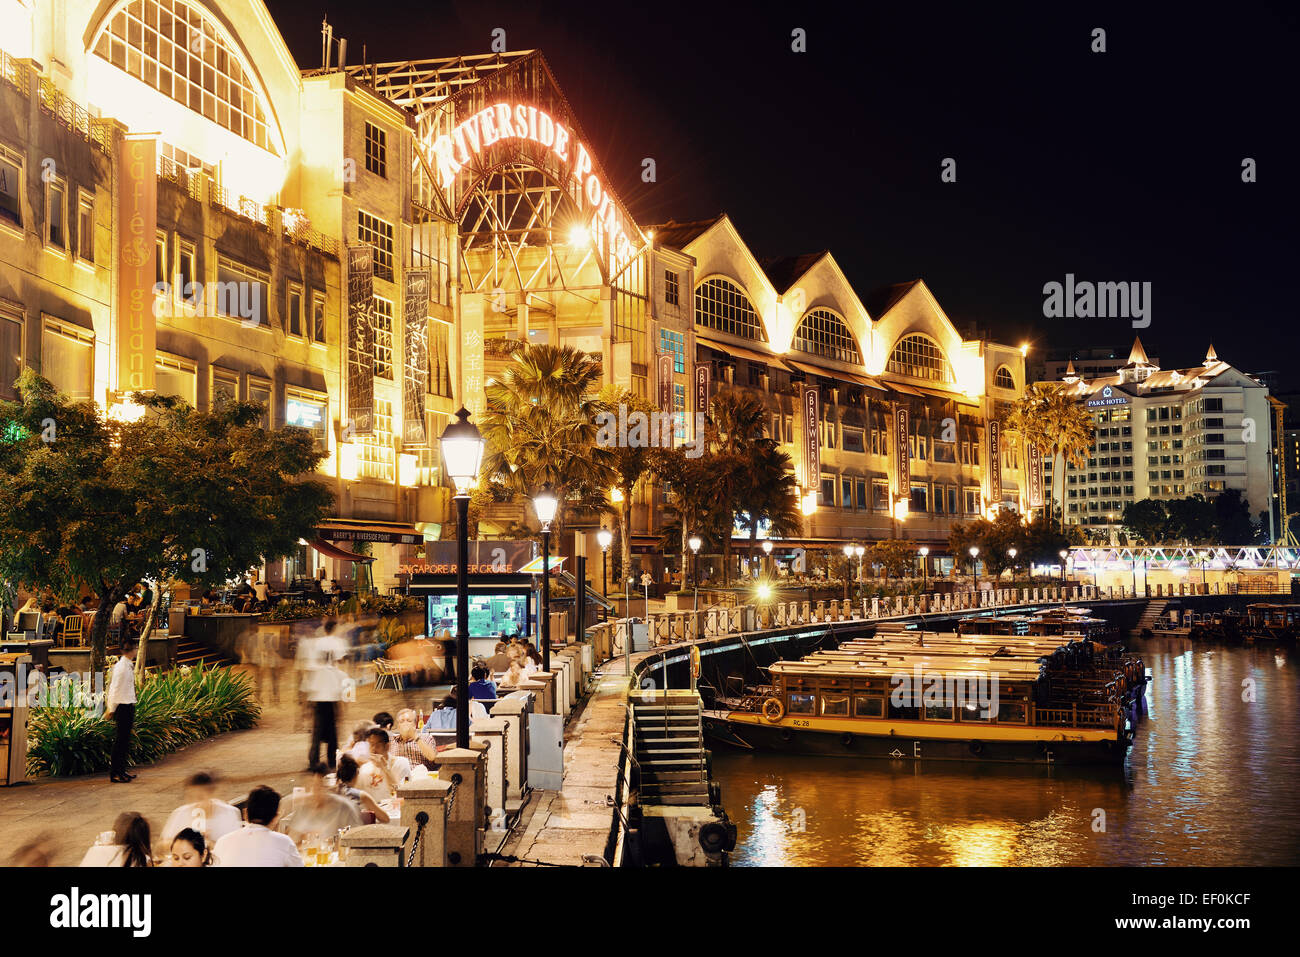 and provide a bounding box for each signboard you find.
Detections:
[1086,384,1130,409]
[402,270,430,446]
[461,299,484,421]
[320,525,421,545]
[894,404,910,495]
[802,386,821,490]
[286,398,324,432]
[1027,443,1044,508]
[988,419,1002,505]
[657,352,675,449]
[694,361,710,433]
[116,135,156,393]
[404,540,534,575]
[346,245,375,435]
